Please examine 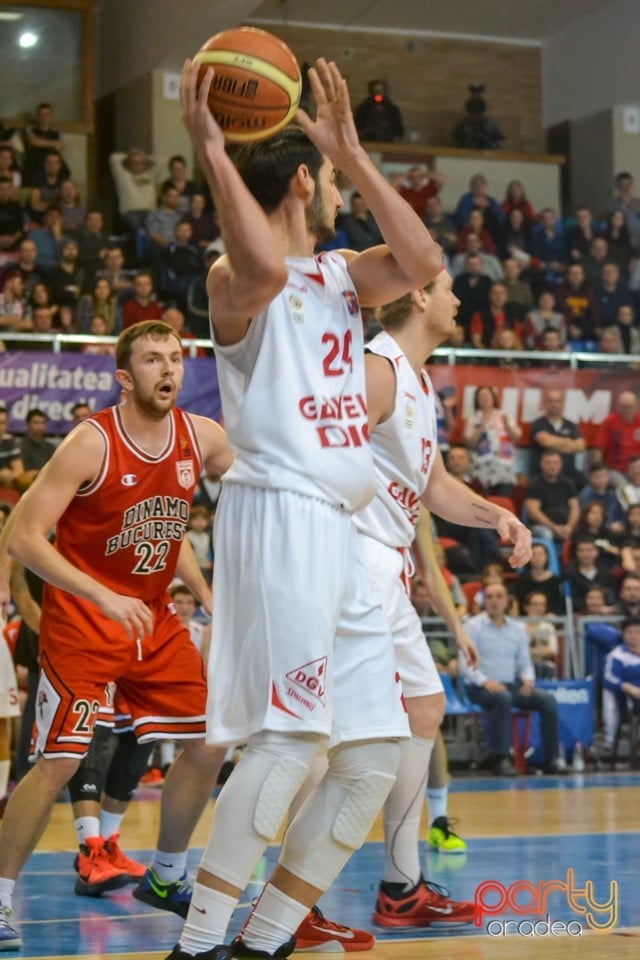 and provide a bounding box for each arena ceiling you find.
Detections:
[248,0,615,44]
